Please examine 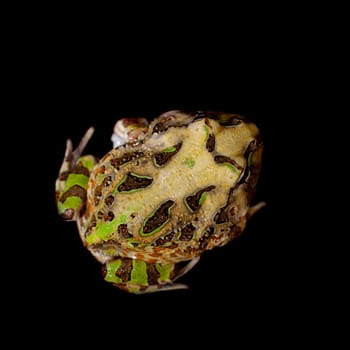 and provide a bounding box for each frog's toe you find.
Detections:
[173,257,201,281]
[133,282,189,294]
